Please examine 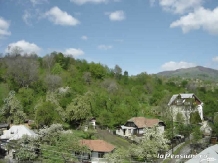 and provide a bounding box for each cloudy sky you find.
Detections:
[0,0,218,75]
